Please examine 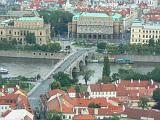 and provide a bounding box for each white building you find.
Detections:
[87,84,117,98]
